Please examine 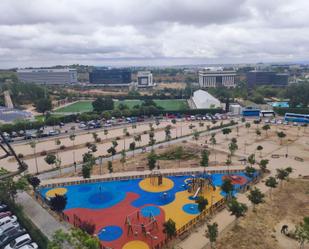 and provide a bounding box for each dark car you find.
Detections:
[0,204,8,212]
[0,227,26,248]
